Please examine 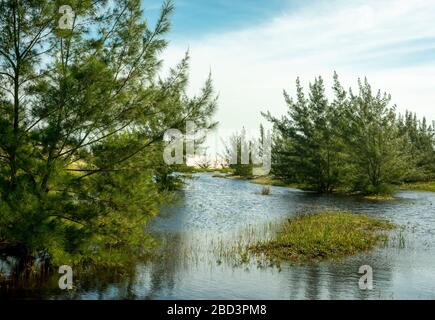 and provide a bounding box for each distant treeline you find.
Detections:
[262,73,435,194]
